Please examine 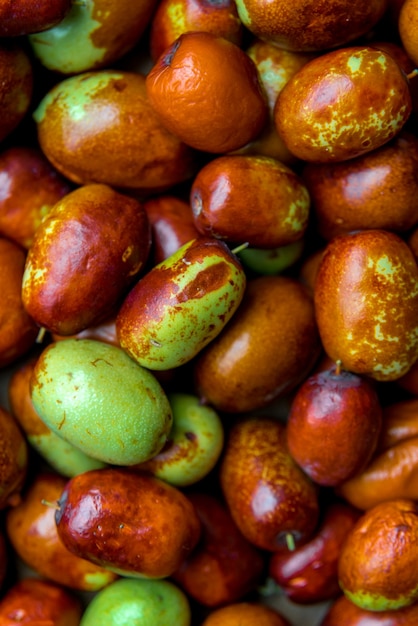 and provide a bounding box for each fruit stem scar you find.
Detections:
[334,359,342,375]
